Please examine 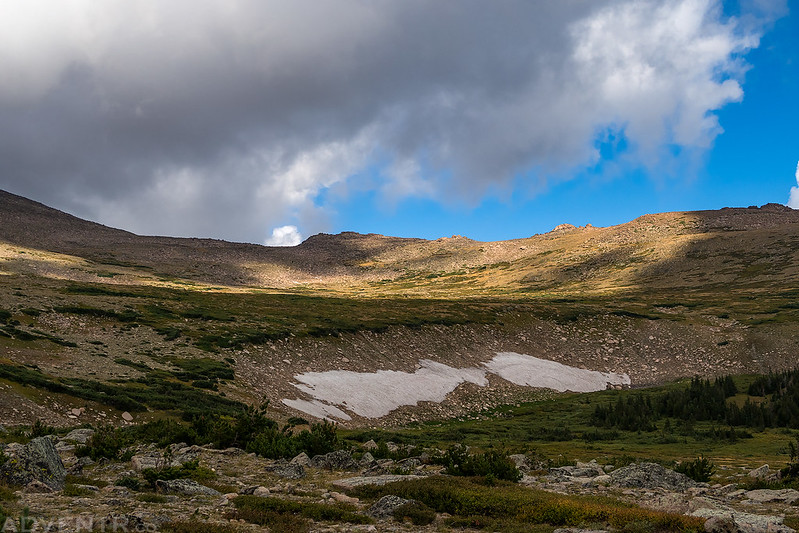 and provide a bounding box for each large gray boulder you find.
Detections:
[267,462,306,480]
[61,428,95,445]
[368,495,412,519]
[0,436,66,490]
[609,462,696,492]
[155,479,221,496]
[310,450,358,471]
